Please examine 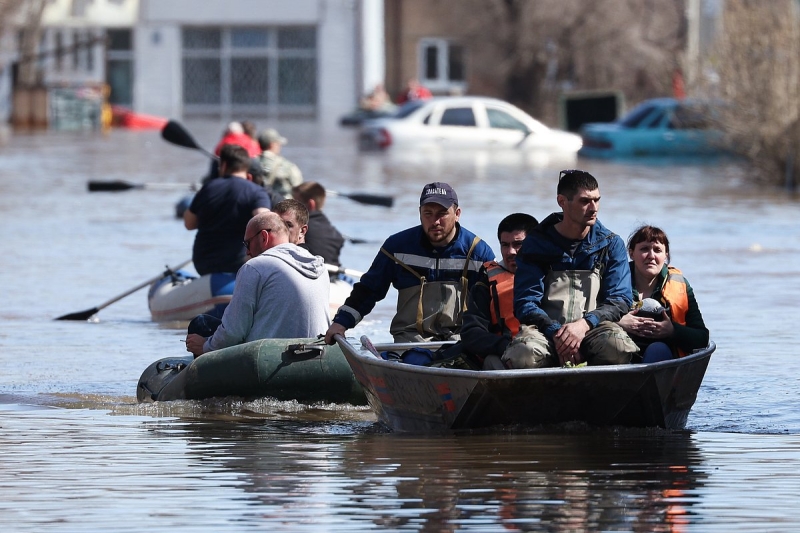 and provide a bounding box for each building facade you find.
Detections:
[4,0,383,126]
